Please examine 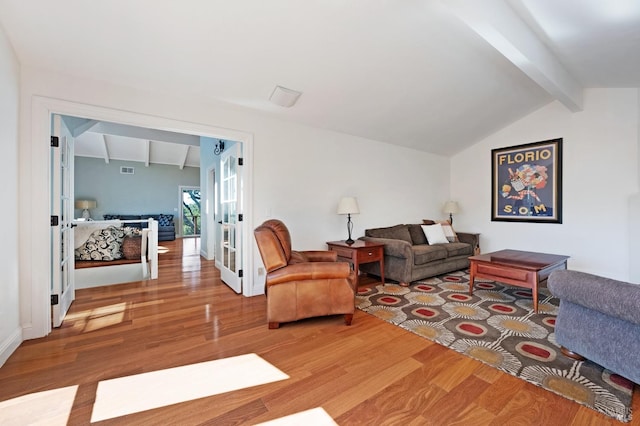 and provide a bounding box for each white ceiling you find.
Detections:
[2,0,639,156]
[63,117,202,169]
